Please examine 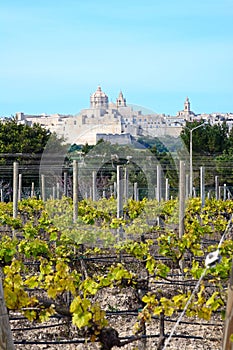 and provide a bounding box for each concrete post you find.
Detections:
[41,174,46,202]
[92,171,97,201]
[165,178,169,201]
[134,182,138,201]
[18,173,22,202]
[117,166,124,219]
[215,176,219,200]
[179,161,185,239]
[63,171,68,197]
[73,160,78,223]
[56,182,60,199]
[13,162,18,219]
[224,184,227,201]
[185,174,189,199]
[124,167,129,203]
[200,166,205,208]
[156,164,161,202]
[52,186,56,200]
[31,182,35,198]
